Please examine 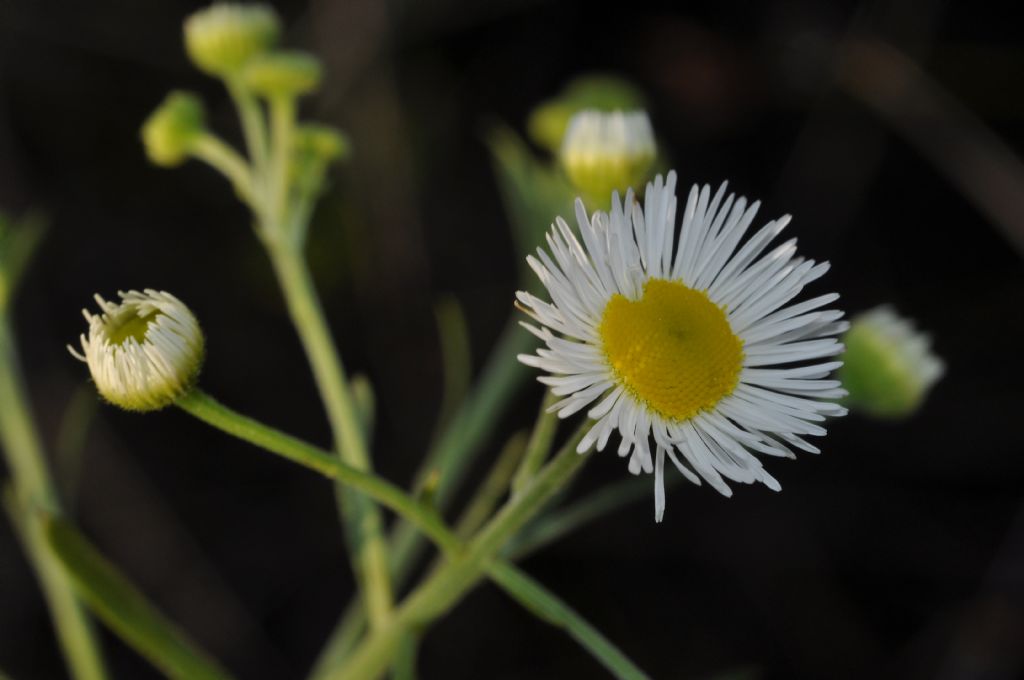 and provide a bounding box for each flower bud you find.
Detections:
[528,75,646,154]
[69,290,205,412]
[559,109,656,200]
[839,305,945,419]
[294,124,350,163]
[243,50,322,97]
[141,92,206,167]
[184,3,280,76]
